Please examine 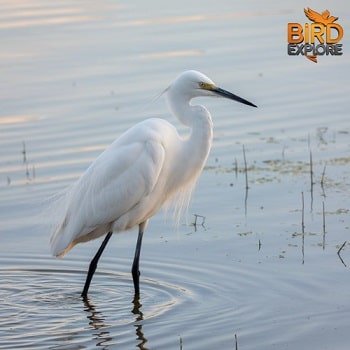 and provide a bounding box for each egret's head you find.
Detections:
[168,70,257,108]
